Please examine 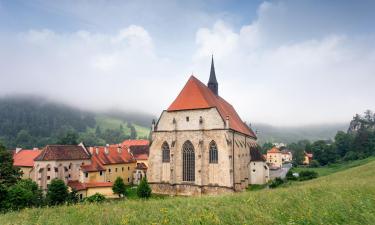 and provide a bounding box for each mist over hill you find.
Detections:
[253,123,348,144]
[0,95,349,148]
